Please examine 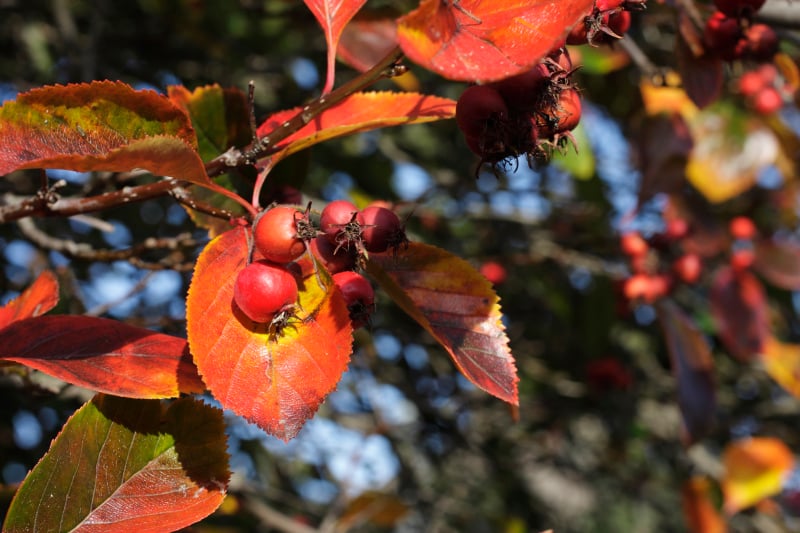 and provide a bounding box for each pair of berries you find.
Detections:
[233,203,383,329]
[455,47,581,165]
[704,2,778,62]
[319,199,407,256]
[738,64,786,115]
